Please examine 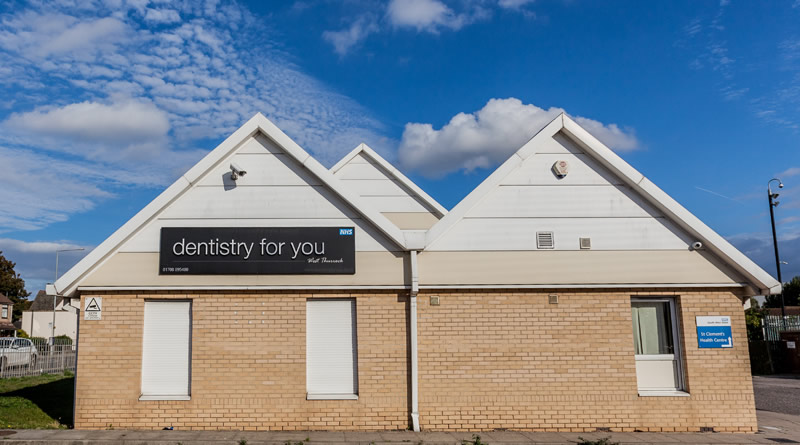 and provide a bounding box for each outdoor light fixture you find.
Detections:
[767,178,786,327]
